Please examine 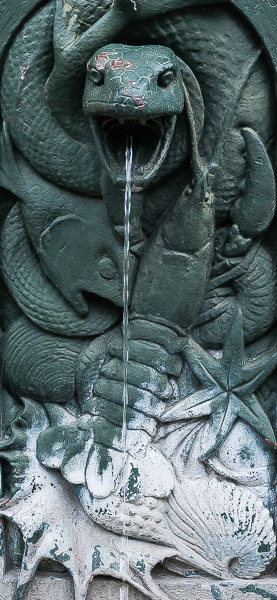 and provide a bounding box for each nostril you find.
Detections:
[88,67,105,86]
[158,69,176,88]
